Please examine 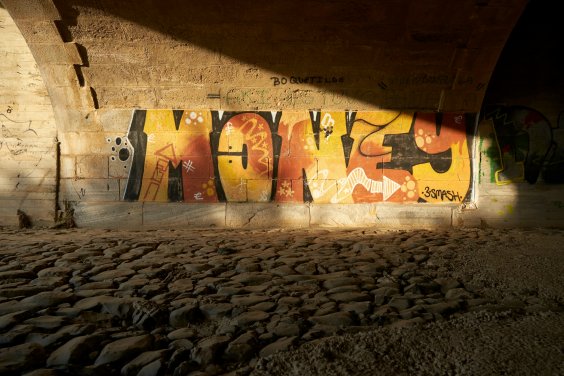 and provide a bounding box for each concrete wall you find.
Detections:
[467,108,564,228]
[454,0,564,228]
[0,5,57,226]
[5,0,561,229]
[52,0,525,112]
